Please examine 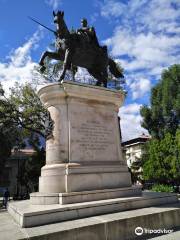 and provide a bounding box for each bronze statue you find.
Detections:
[77,18,100,48]
[39,11,123,87]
